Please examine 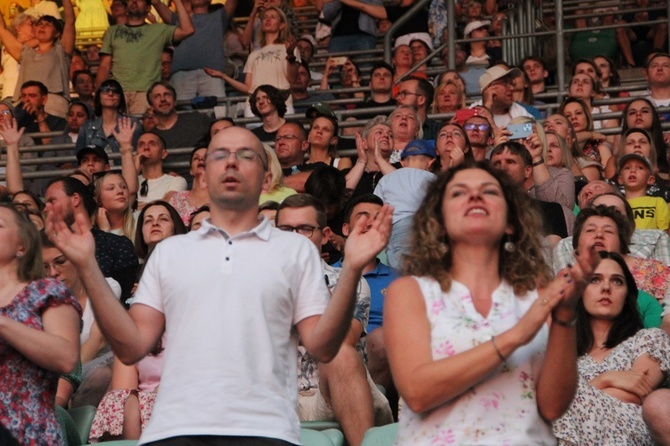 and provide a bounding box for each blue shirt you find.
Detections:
[334,259,398,332]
